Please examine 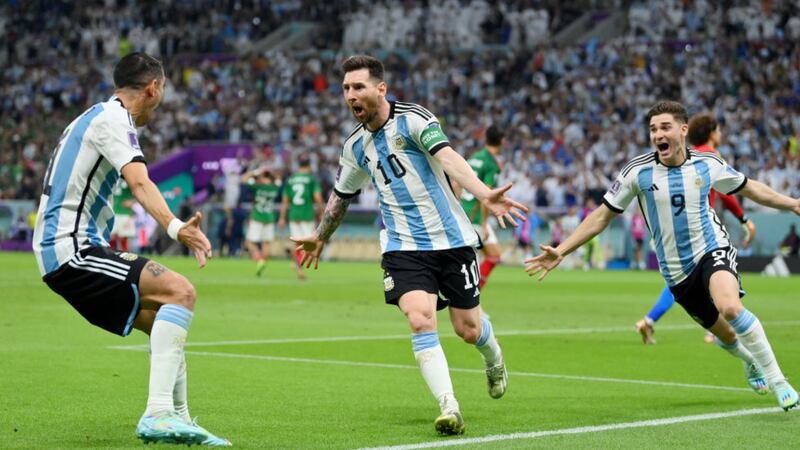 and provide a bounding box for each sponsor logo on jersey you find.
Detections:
[645,183,659,192]
[609,180,622,195]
